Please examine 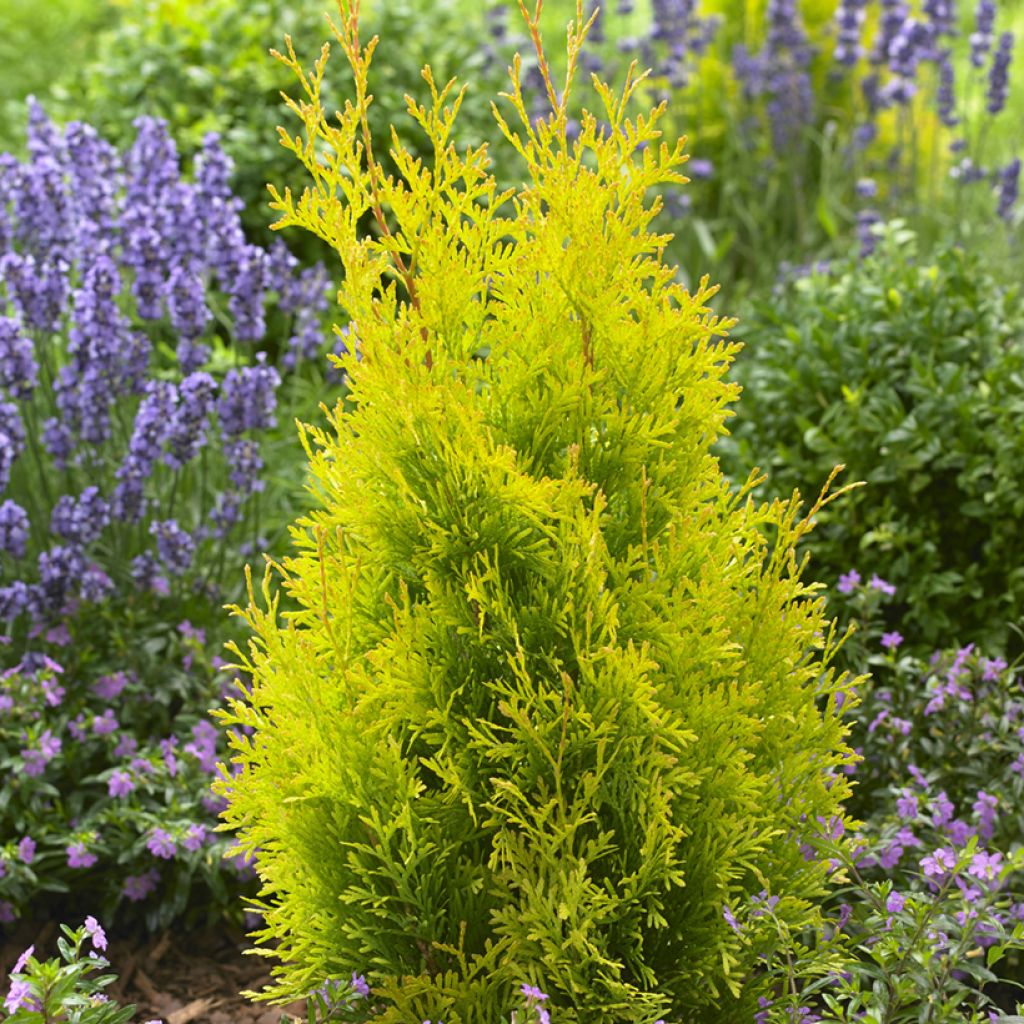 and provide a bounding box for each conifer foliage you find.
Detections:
[218,3,857,1020]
